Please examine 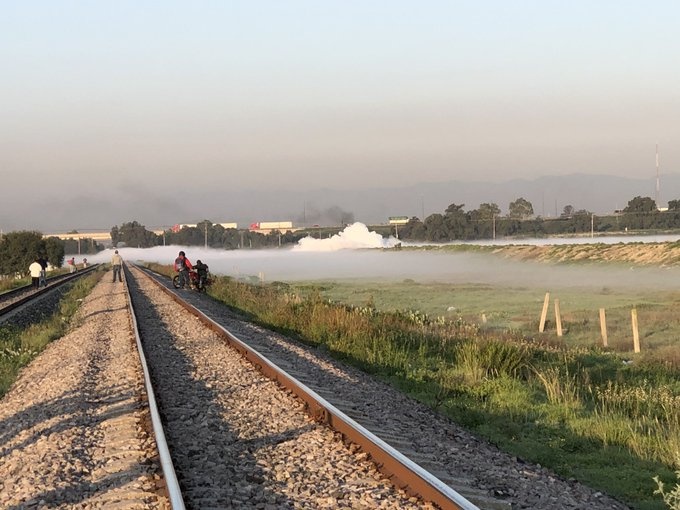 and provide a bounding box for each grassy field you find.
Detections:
[289,279,680,357]
[0,275,31,293]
